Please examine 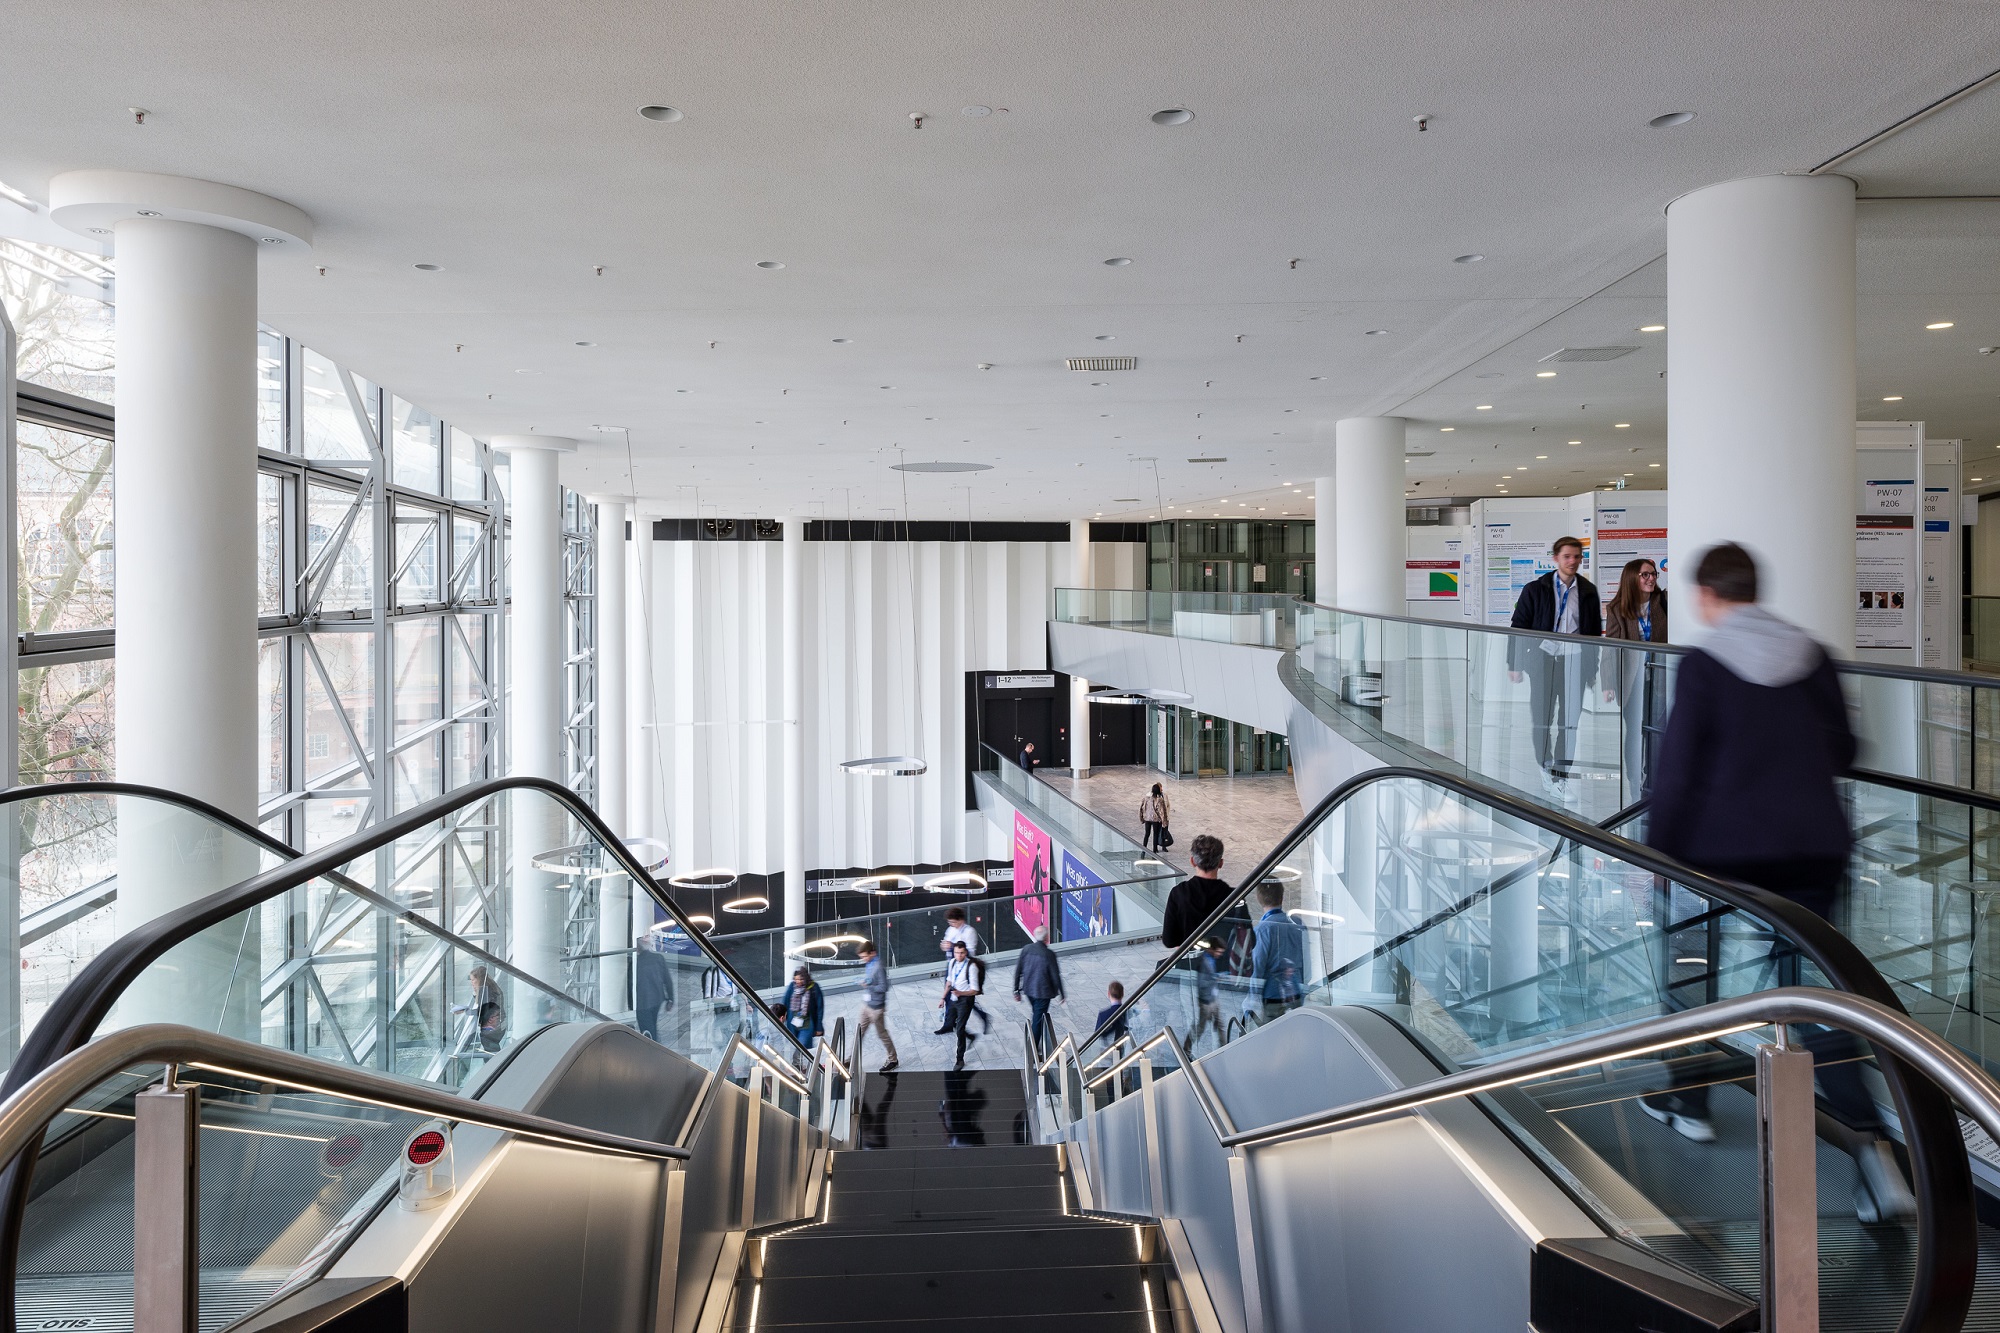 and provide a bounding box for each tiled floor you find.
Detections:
[1044,764,1305,874]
